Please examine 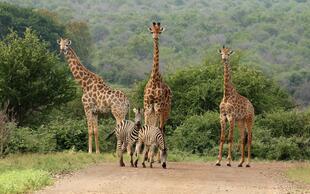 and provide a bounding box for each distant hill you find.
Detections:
[1,0,310,106]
